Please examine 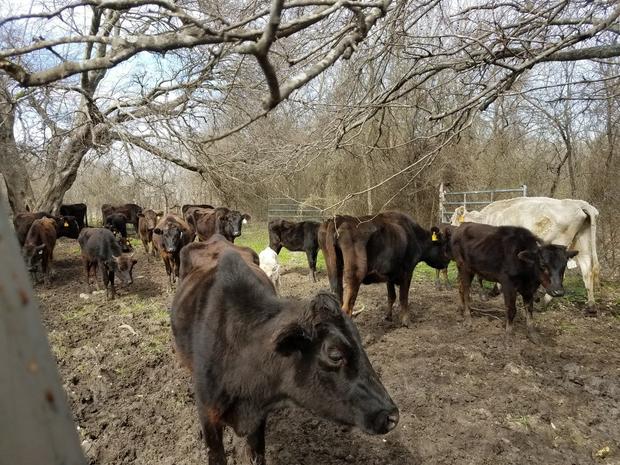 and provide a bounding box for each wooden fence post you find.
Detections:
[0,204,87,465]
